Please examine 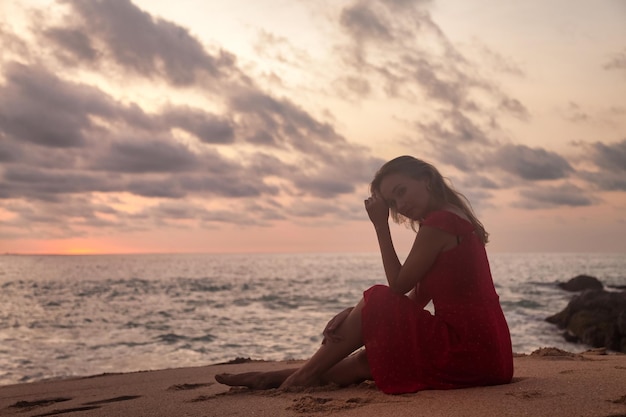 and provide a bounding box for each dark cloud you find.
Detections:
[419,108,491,144]
[54,0,237,86]
[43,27,98,63]
[590,139,626,172]
[0,135,21,162]
[579,139,626,191]
[93,138,199,173]
[580,171,626,192]
[0,55,373,205]
[516,183,594,209]
[498,97,529,120]
[292,177,355,198]
[0,63,113,147]
[461,175,501,190]
[288,199,354,218]
[2,166,115,201]
[230,89,346,157]
[340,2,392,43]
[164,106,235,144]
[126,177,187,199]
[179,174,278,198]
[493,144,574,181]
